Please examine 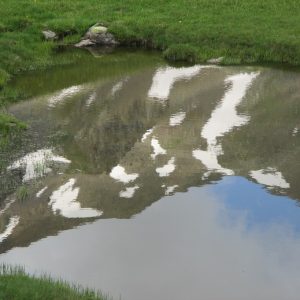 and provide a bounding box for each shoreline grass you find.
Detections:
[0,264,109,300]
[1,1,299,79]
